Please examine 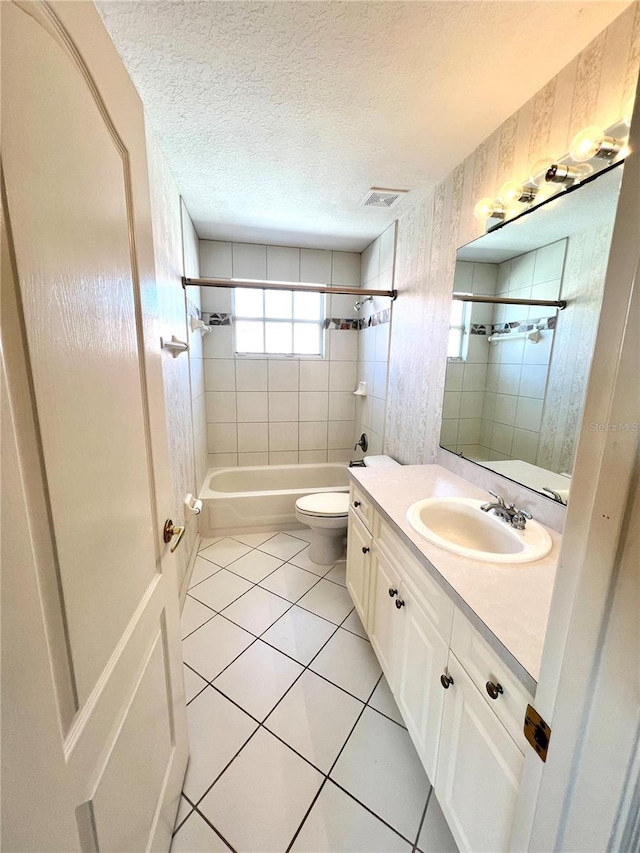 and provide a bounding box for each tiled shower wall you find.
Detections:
[199,241,361,468]
[353,224,396,458]
[385,5,640,481]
